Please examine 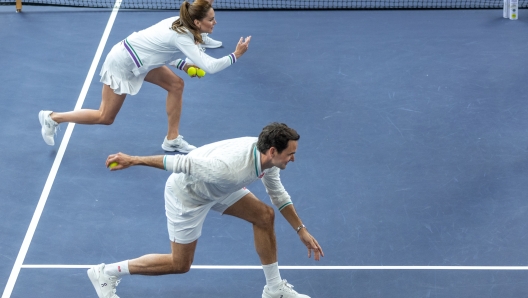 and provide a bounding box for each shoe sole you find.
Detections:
[262,292,310,298]
[201,44,222,48]
[161,144,195,153]
[161,146,194,154]
[38,111,55,146]
[87,267,104,298]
